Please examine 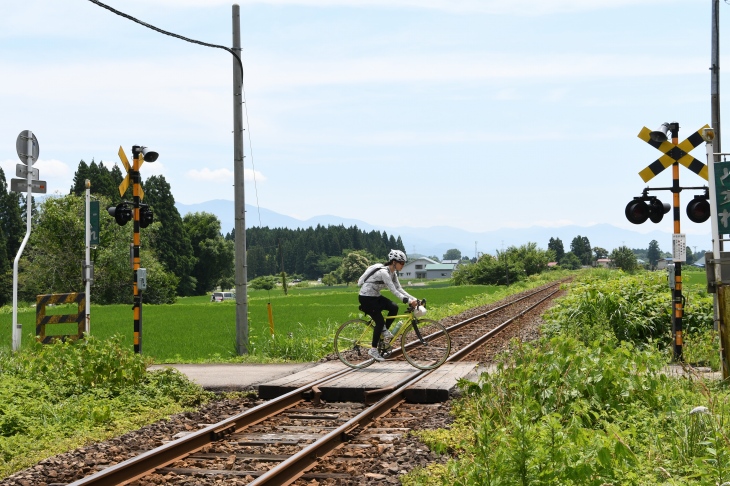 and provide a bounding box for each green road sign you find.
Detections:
[714,161,730,234]
[90,201,100,246]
